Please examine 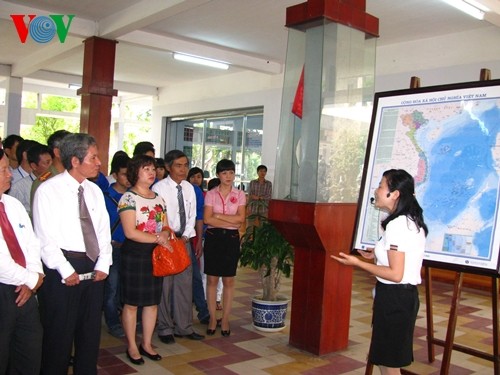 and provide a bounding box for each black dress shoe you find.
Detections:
[206,328,216,336]
[221,329,231,337]
[174,332,205,340]
[126,350,144,365]
[158,334,175,344]
[139,345,162,361]
[199,316,210,325]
